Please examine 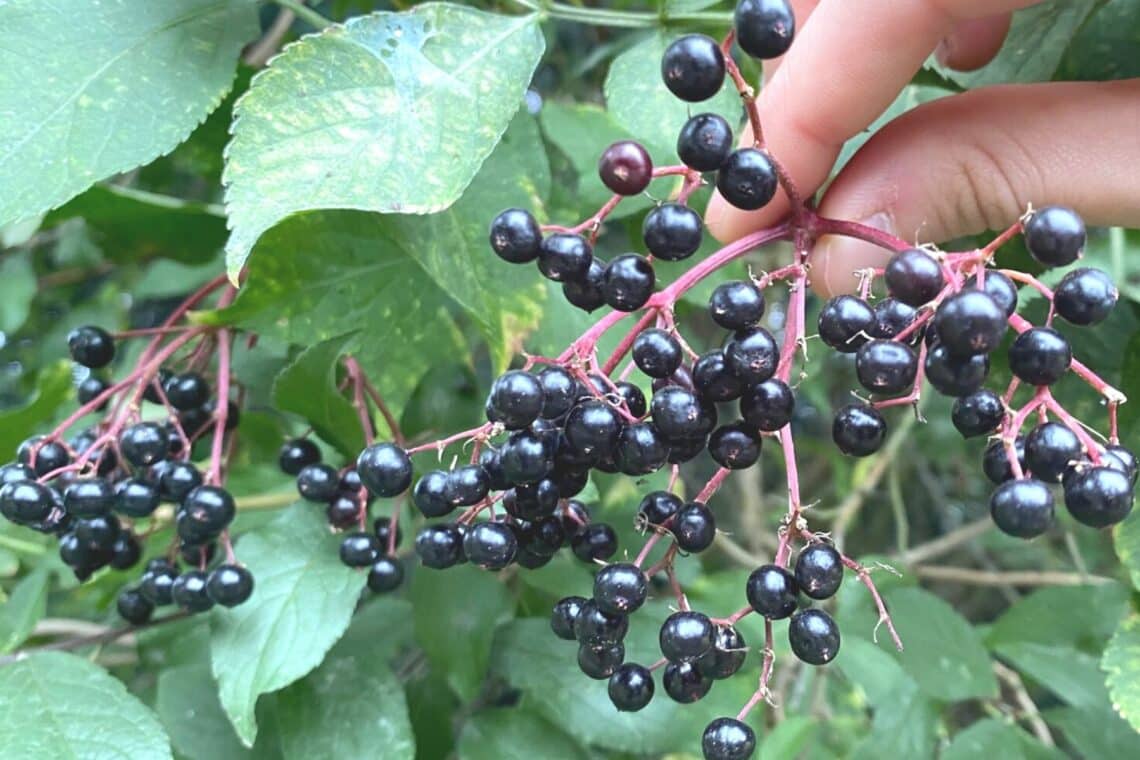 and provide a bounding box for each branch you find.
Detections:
[911,565,1114,587]
[270,0,332,30]
[0,612,189,667]
[894,519,991,565]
